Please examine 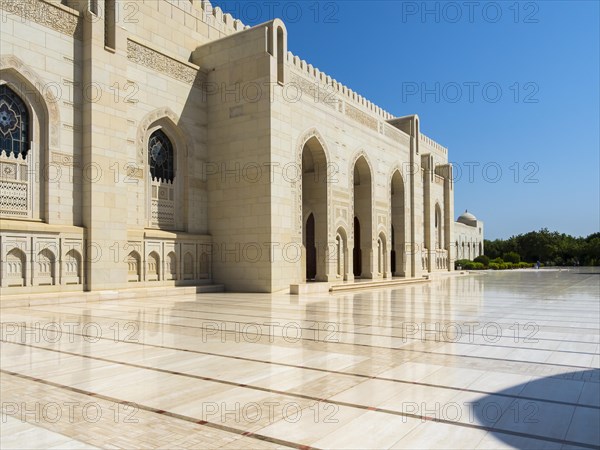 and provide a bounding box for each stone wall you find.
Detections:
[1,0,463,295]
